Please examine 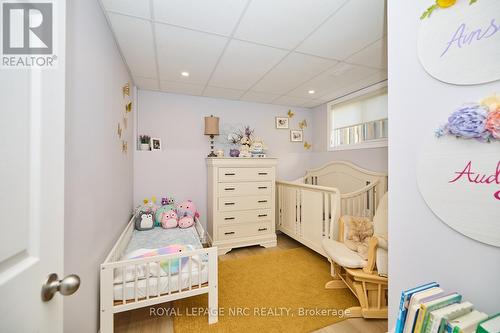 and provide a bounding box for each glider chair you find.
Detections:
[322,192,388,319]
